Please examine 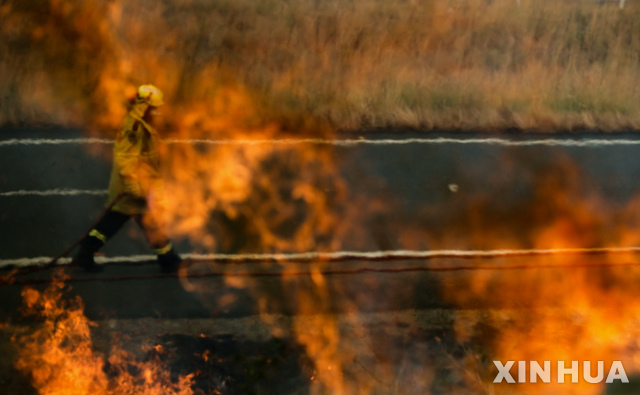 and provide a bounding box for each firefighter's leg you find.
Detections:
[135,213,181,273]
[73,210,131,272]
